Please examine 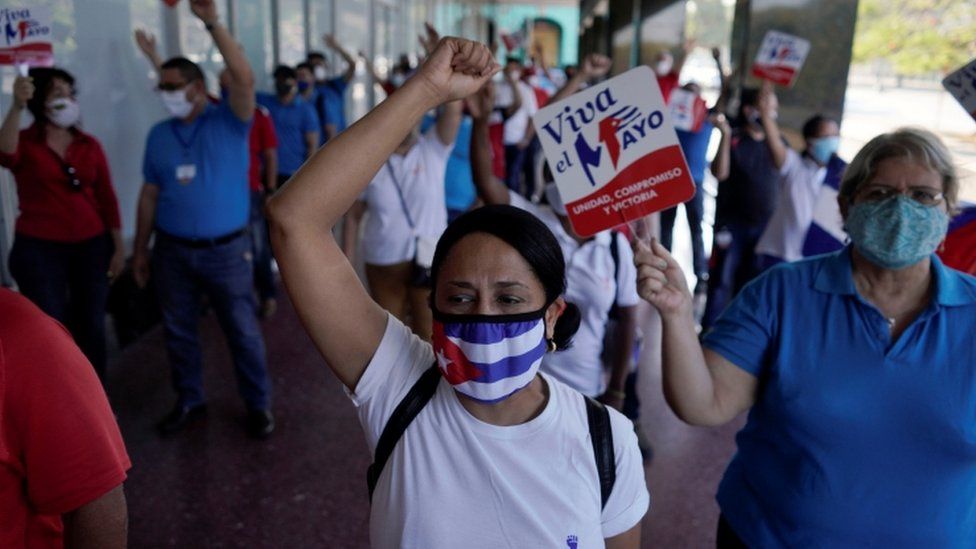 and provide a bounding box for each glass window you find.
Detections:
[277,0,306,66]
[237,0,274,91]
